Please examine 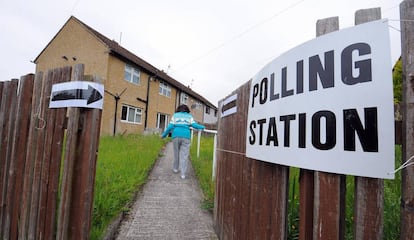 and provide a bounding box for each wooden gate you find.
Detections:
[214,2,414,240]
[0,64,102,239]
